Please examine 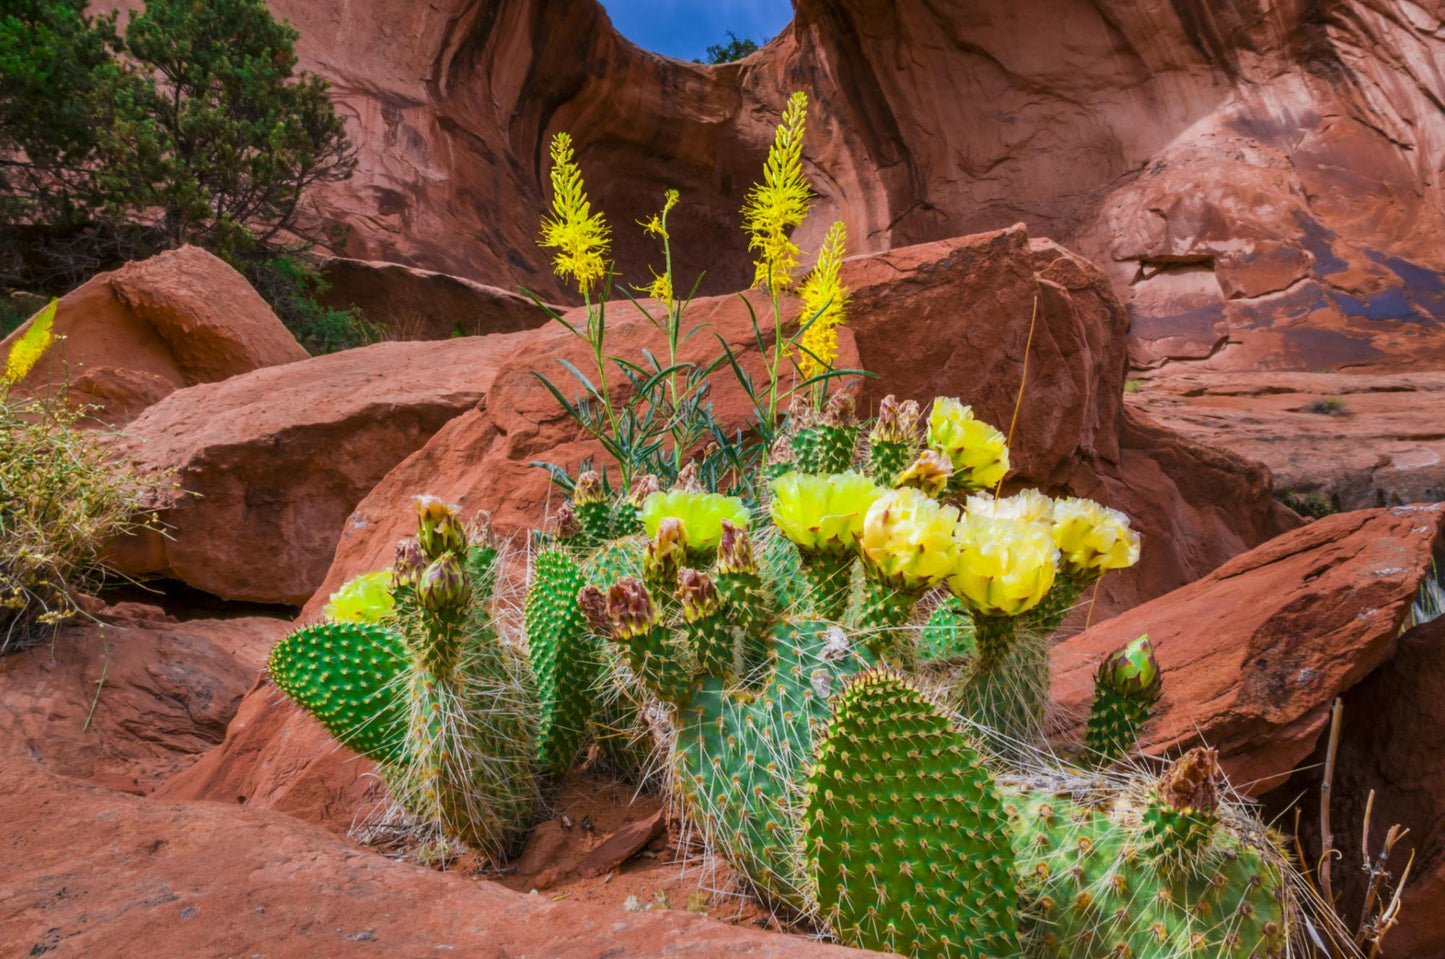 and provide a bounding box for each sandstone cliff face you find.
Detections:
[250,0,1443,371]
